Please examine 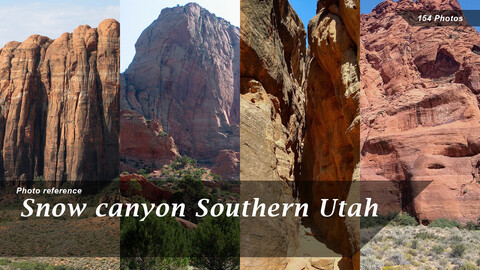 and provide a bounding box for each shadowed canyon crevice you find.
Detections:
[240,0,359,269]
[0,19,120,185]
